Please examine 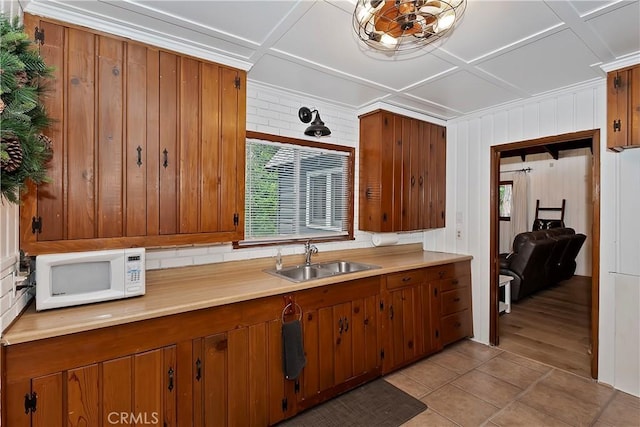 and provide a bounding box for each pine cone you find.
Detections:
[15,70,28,88]
[1,135,23,172]
[38,133,53,152]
